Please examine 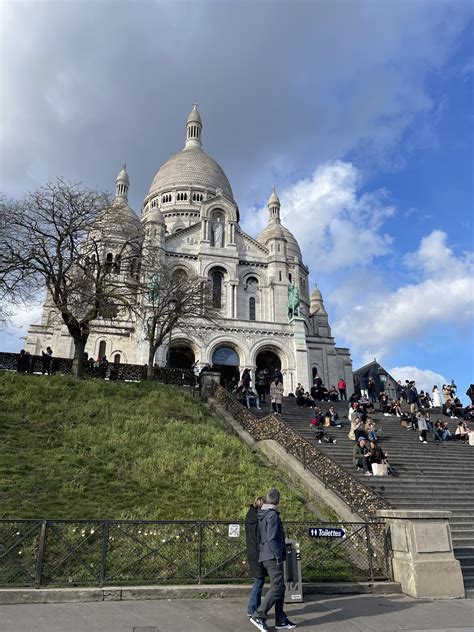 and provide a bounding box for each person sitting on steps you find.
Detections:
[353,437,372,475]
[326,405,342,427]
